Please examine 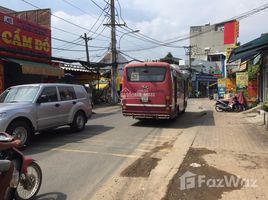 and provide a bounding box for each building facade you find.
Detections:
[0,7,64,93]
[190,20,239,60]
[190,20,239,78]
